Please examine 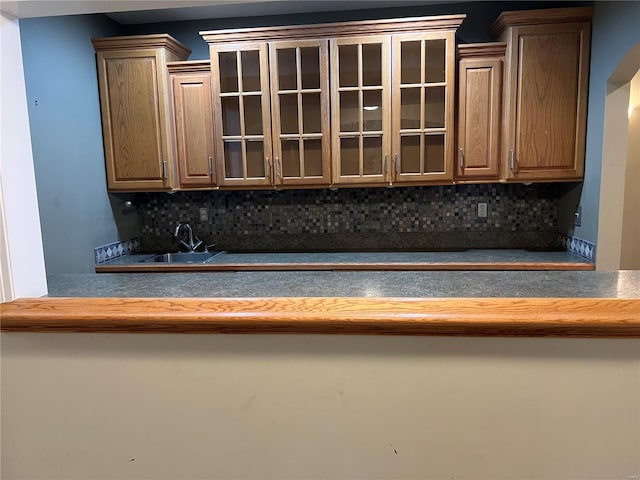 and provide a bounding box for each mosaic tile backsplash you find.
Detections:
[136,184,561,251]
